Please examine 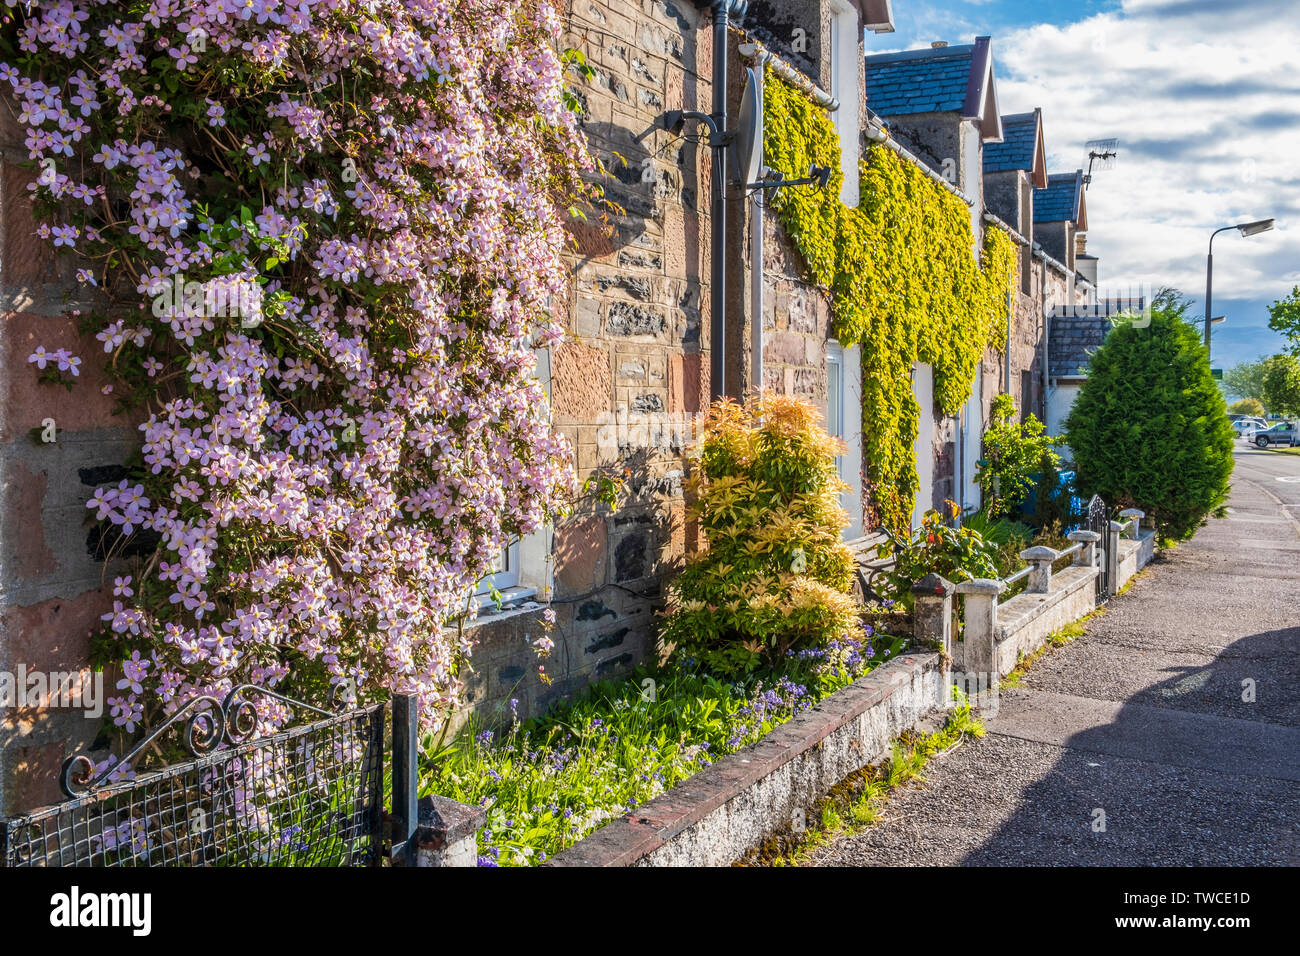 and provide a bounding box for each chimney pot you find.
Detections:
[931,41,948,48]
